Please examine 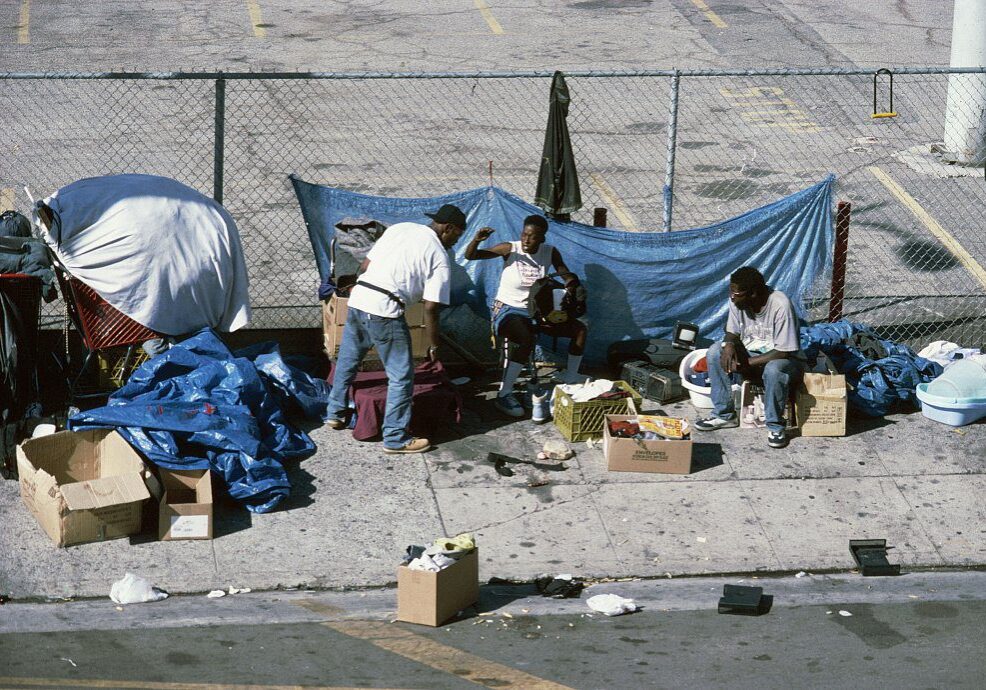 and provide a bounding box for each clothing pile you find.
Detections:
[403,533,476,572]
[608,415,691,441]
[916,341,985,370]
[553,379,631,403]
[799,321,942,417]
